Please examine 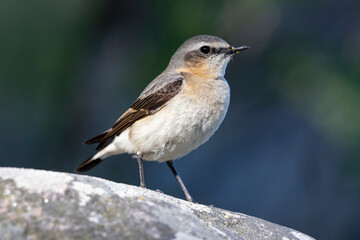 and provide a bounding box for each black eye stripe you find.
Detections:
[209,47,228,54]
[199,46,230,55]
